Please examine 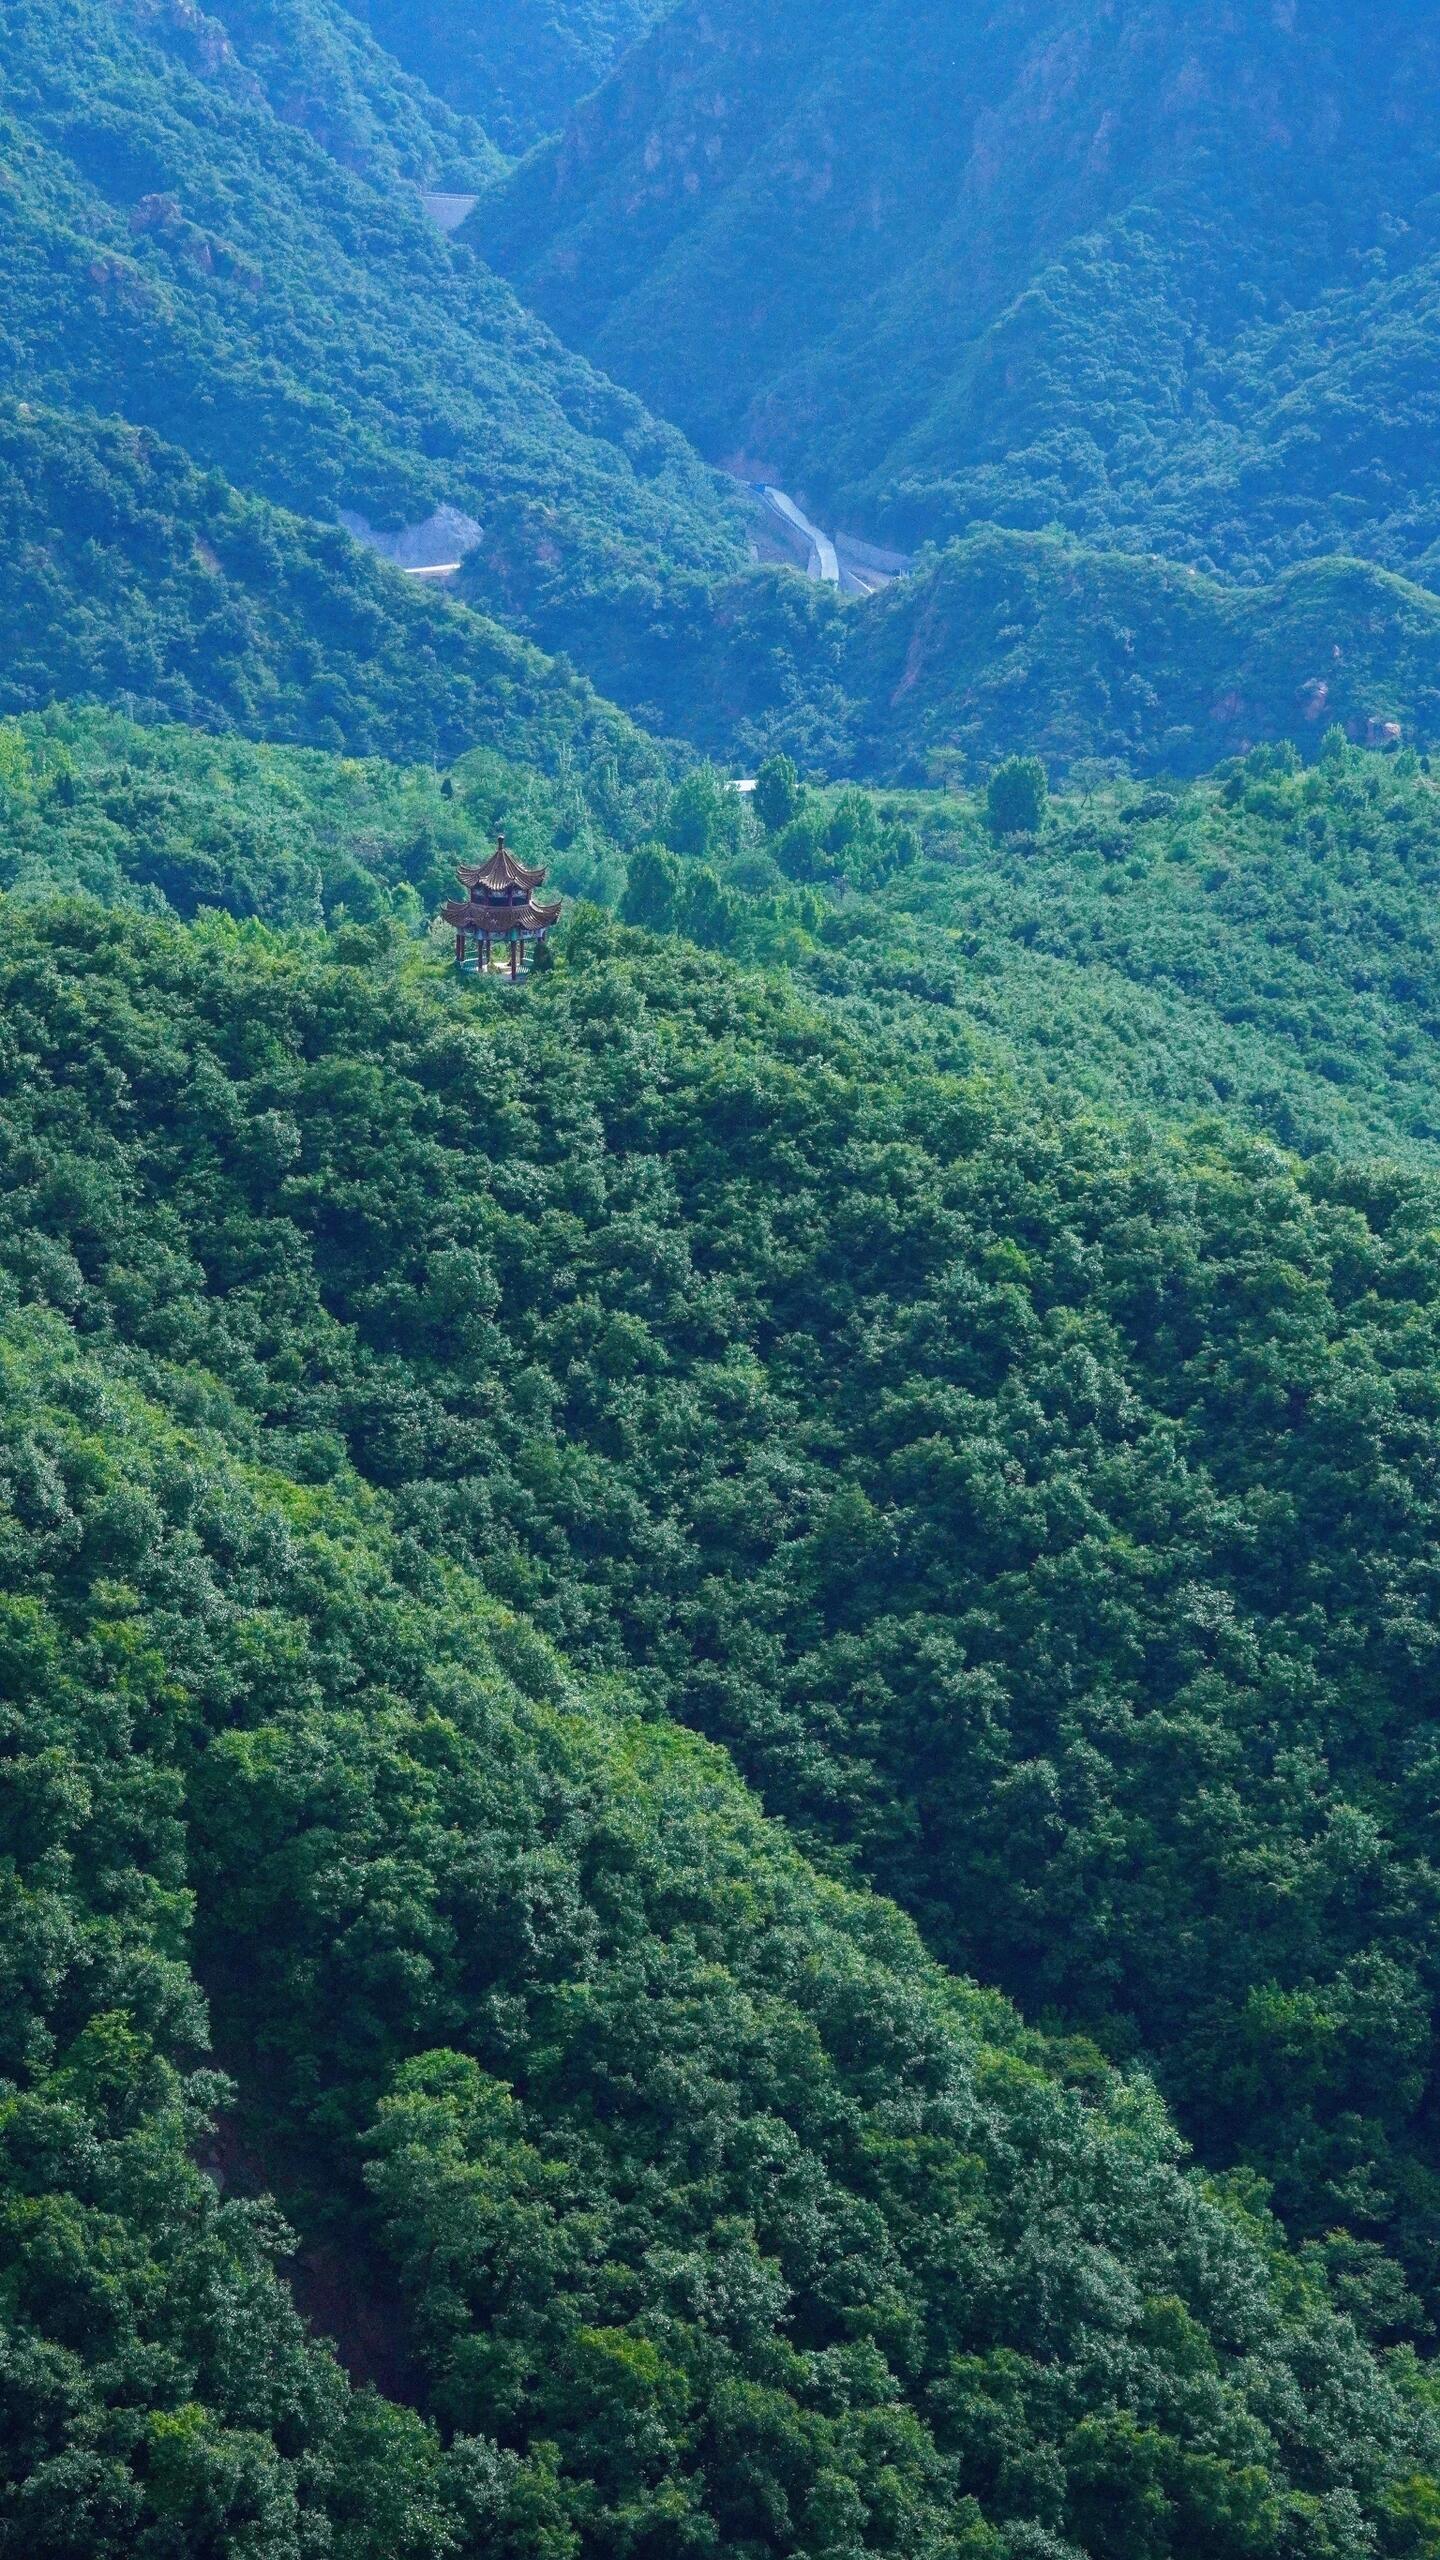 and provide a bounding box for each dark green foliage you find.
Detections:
[16,3,1440,2543]
[0,406,669,785]
[618,761,913,960]
[340,0,676,152]
[572,535,1440,782]
[174,0,501,188]
[838,540,1440,785]
[2,893,1440,2553]
[755,752,805,833]
[0,707,642,926]
[807,744,1440,1165]
[985,758,1047,841]
[619,837,684,929]
[11,779,1440,2336]
[659,760,749,864]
